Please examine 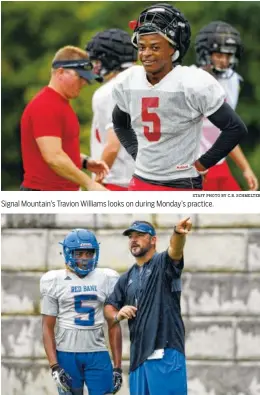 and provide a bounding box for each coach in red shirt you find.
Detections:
[20,45,109,191]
